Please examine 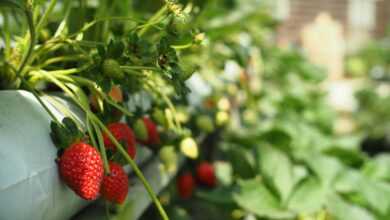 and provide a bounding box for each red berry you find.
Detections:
[58,142,104,200]
[103,122,136,159]
[177,172,195,199]
[196,162,216,187]
[101,162,129,204]
[141,117,160,145]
